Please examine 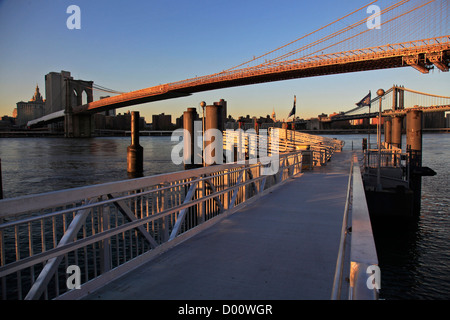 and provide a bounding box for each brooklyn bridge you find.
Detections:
[24,0,449,137]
